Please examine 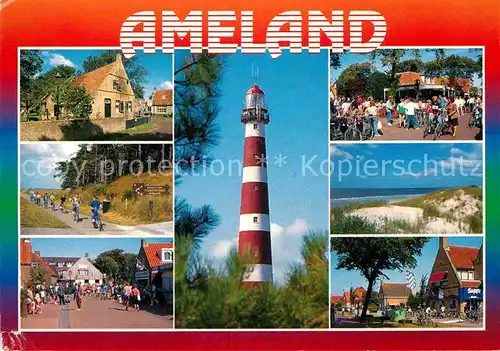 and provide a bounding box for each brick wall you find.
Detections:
[20,118,127,141]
